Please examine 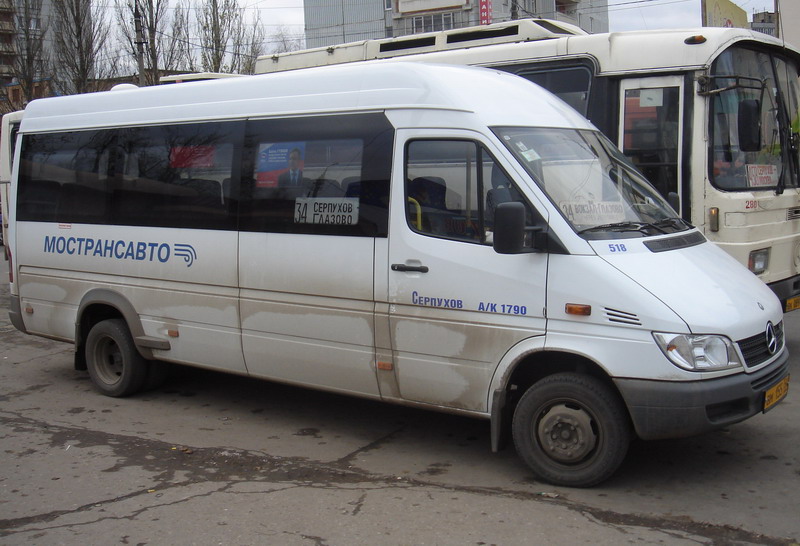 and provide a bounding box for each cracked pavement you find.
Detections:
[1,258,798,545]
